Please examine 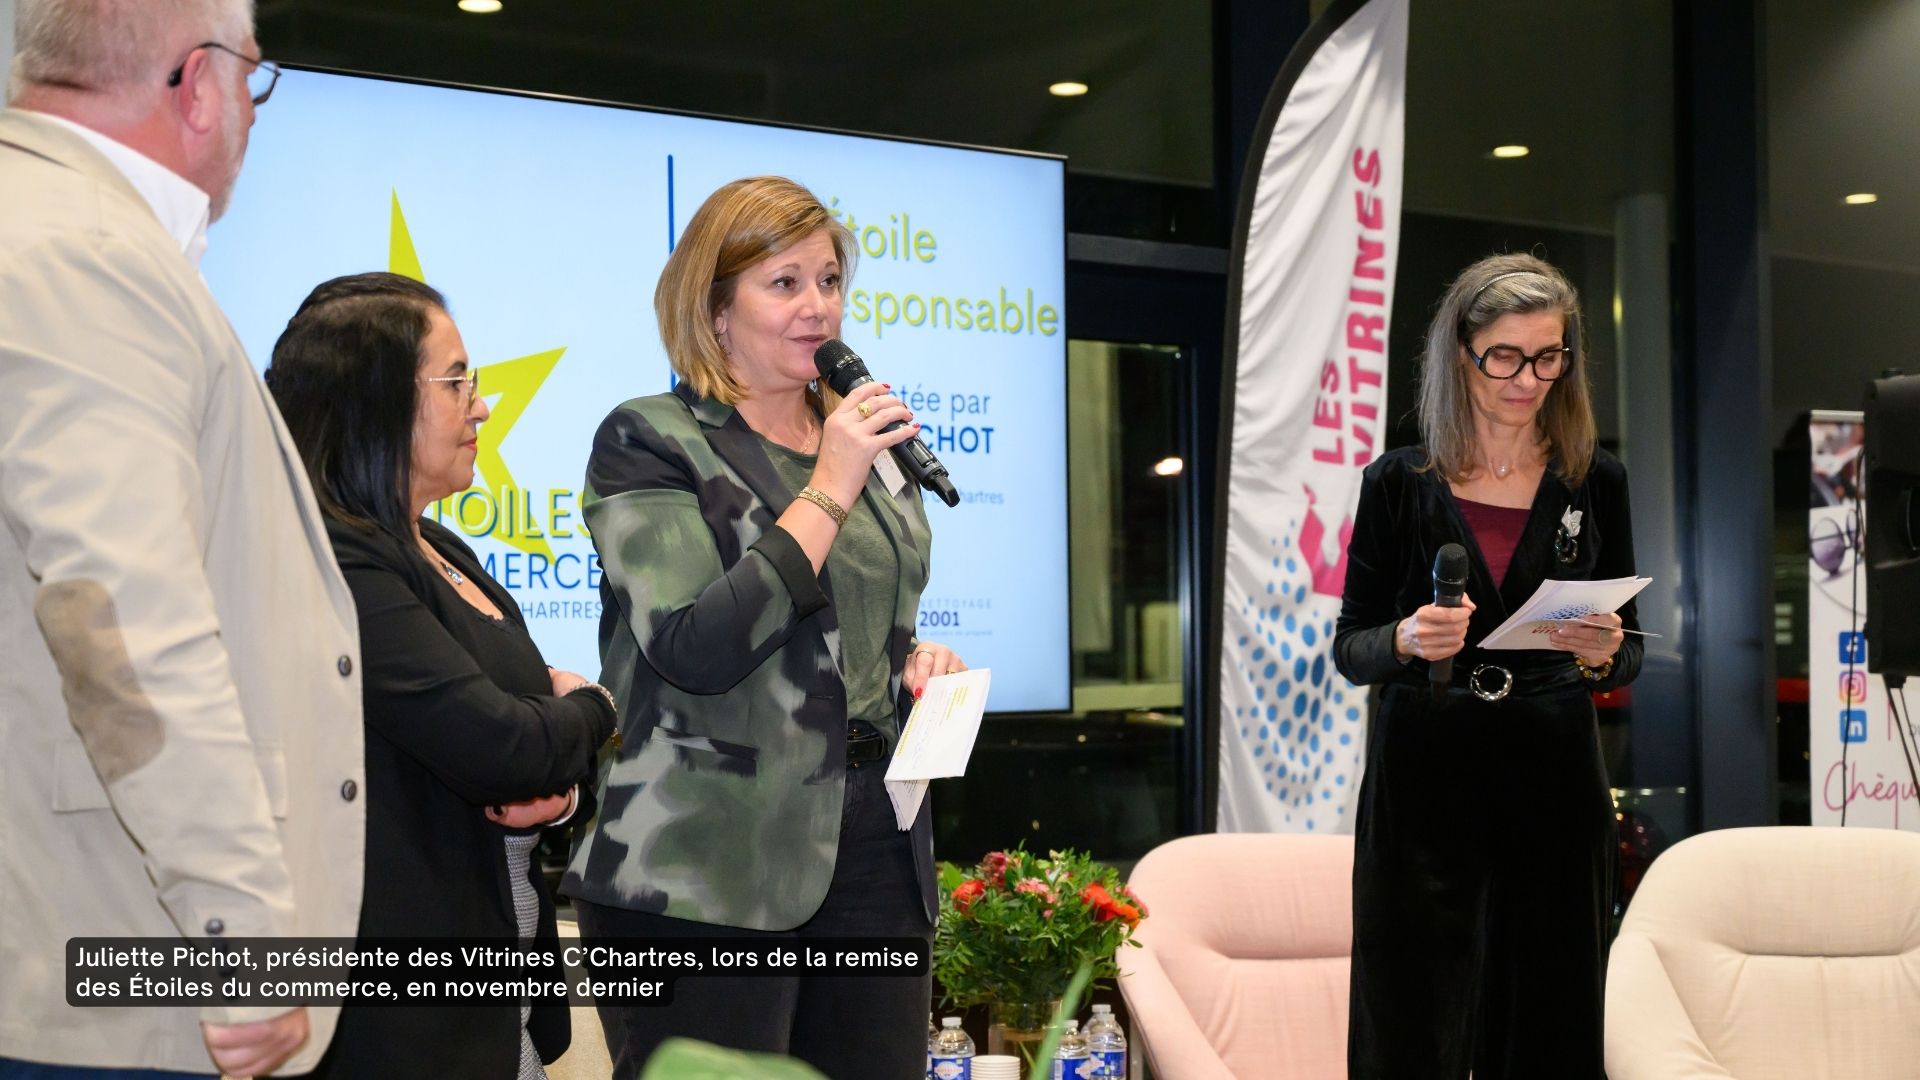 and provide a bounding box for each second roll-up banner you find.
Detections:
[206,68,1070,711]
